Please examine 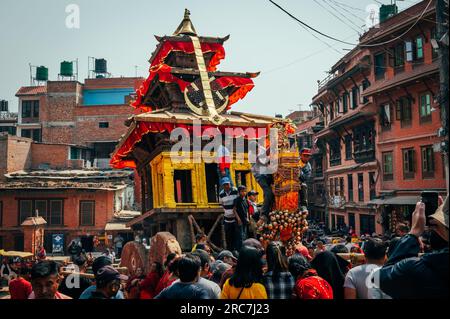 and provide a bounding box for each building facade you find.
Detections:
[360,0,446,233]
